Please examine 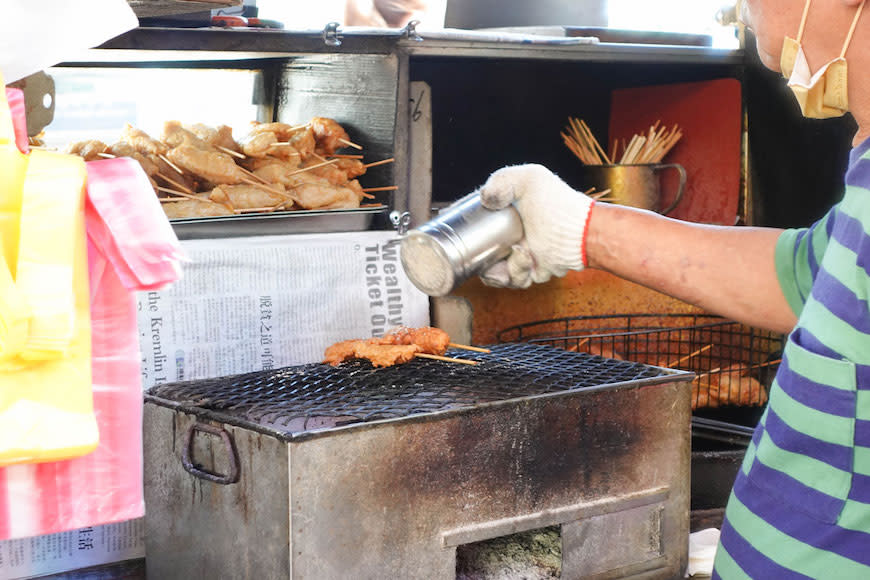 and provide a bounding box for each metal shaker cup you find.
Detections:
[400,191,524,297]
